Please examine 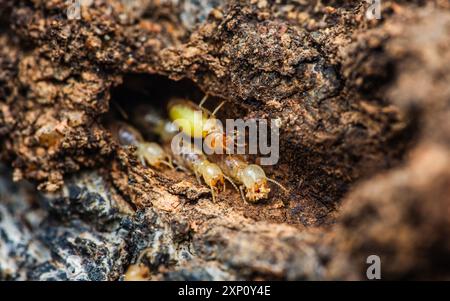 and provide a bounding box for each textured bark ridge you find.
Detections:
[0,0,449,280]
